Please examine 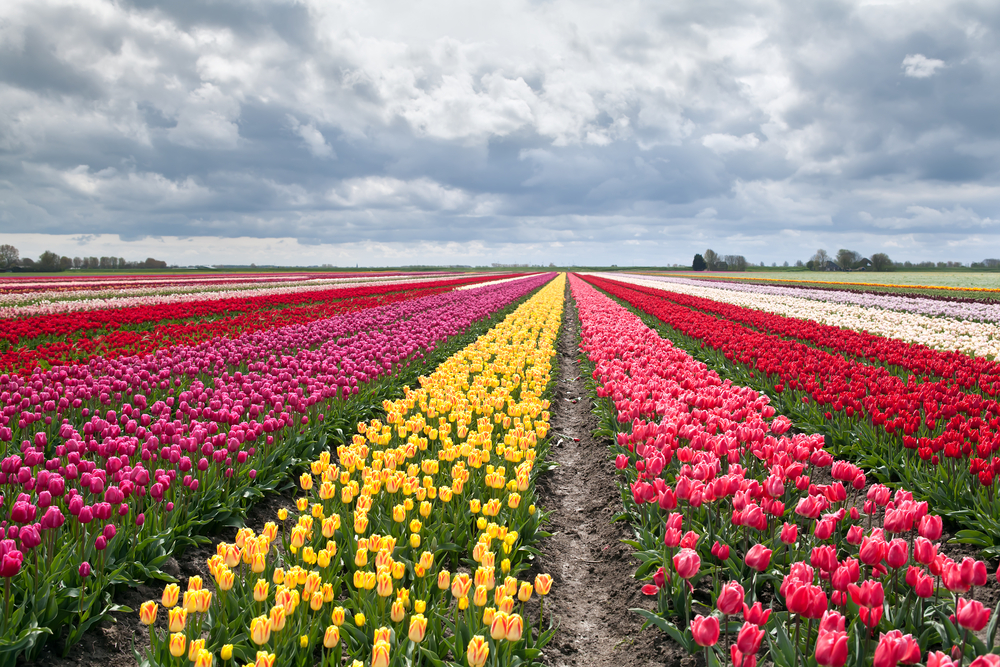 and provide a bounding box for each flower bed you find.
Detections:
[0,274,553,663]
[570,273,999,667]
[133,275,565,667]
